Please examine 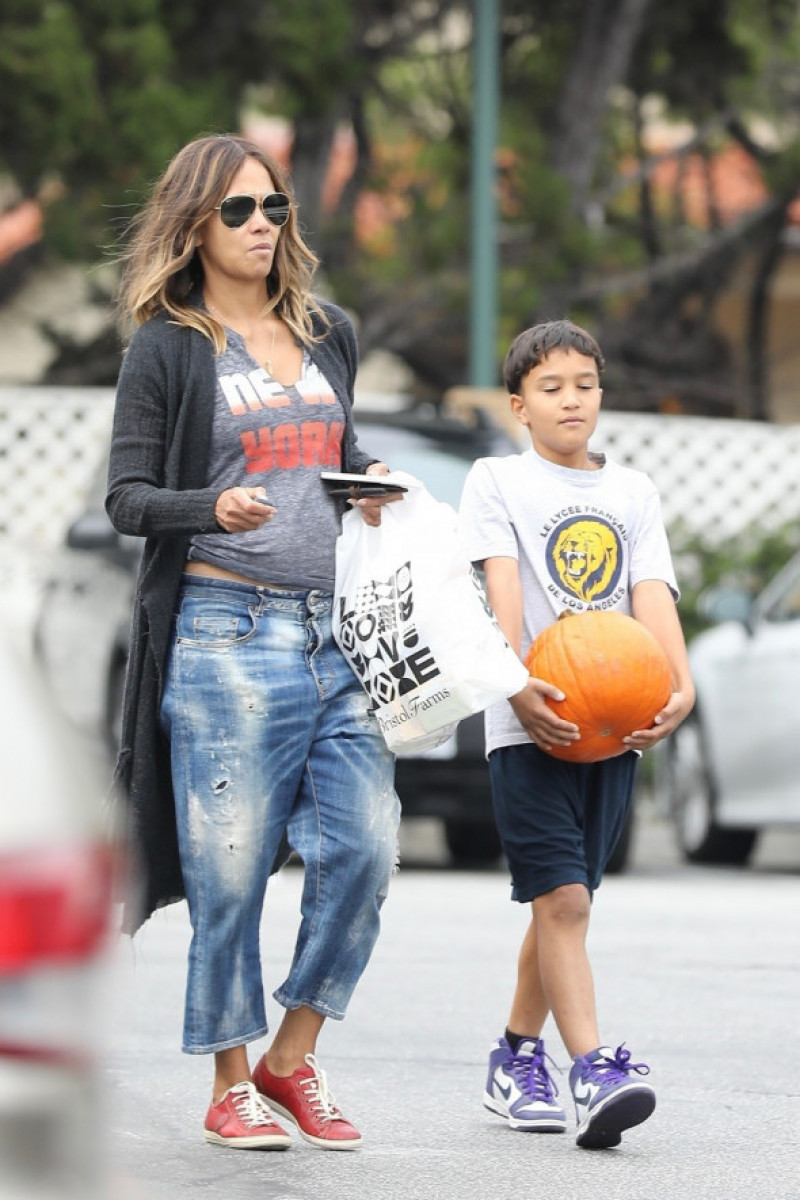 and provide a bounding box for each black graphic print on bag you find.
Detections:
[335,561,442,707]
